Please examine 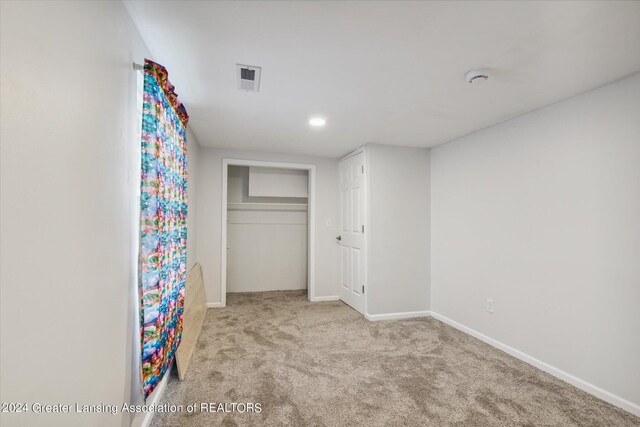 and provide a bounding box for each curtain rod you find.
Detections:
[133,62,144,71]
